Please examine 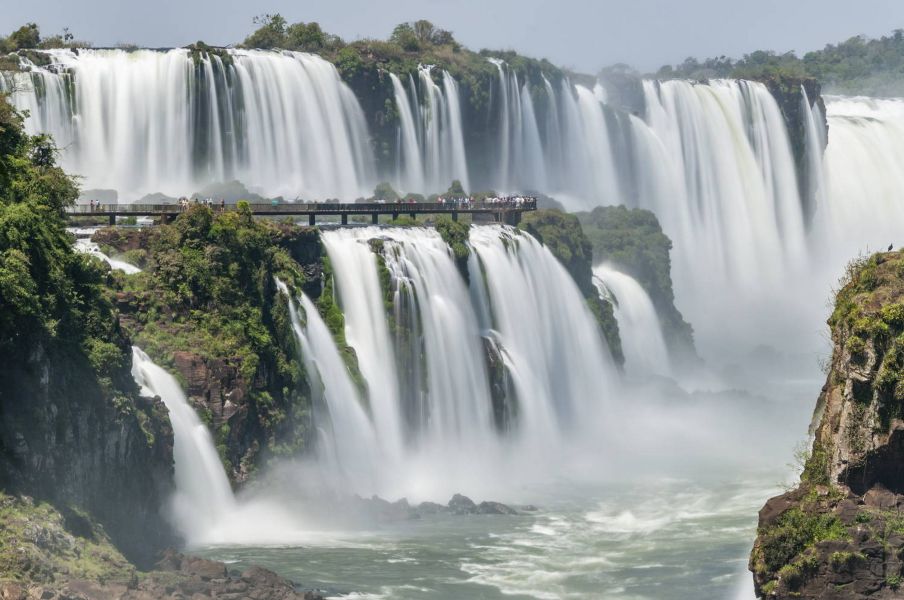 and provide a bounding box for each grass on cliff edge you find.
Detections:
[829,250,904,410]
[0,492,134,585]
